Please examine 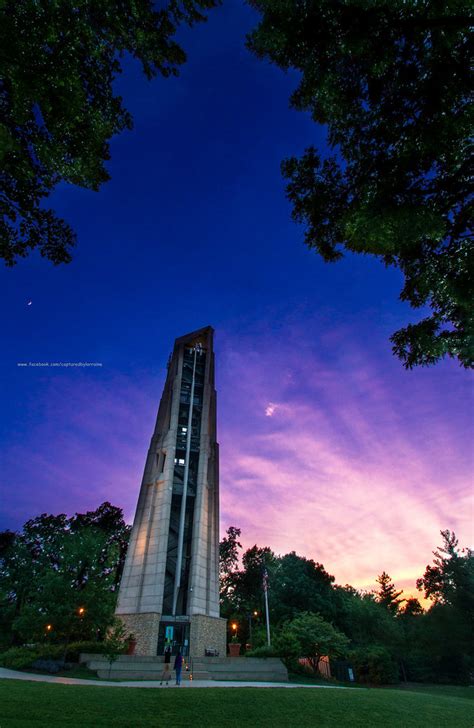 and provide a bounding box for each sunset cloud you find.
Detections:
[217,326,473,596]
